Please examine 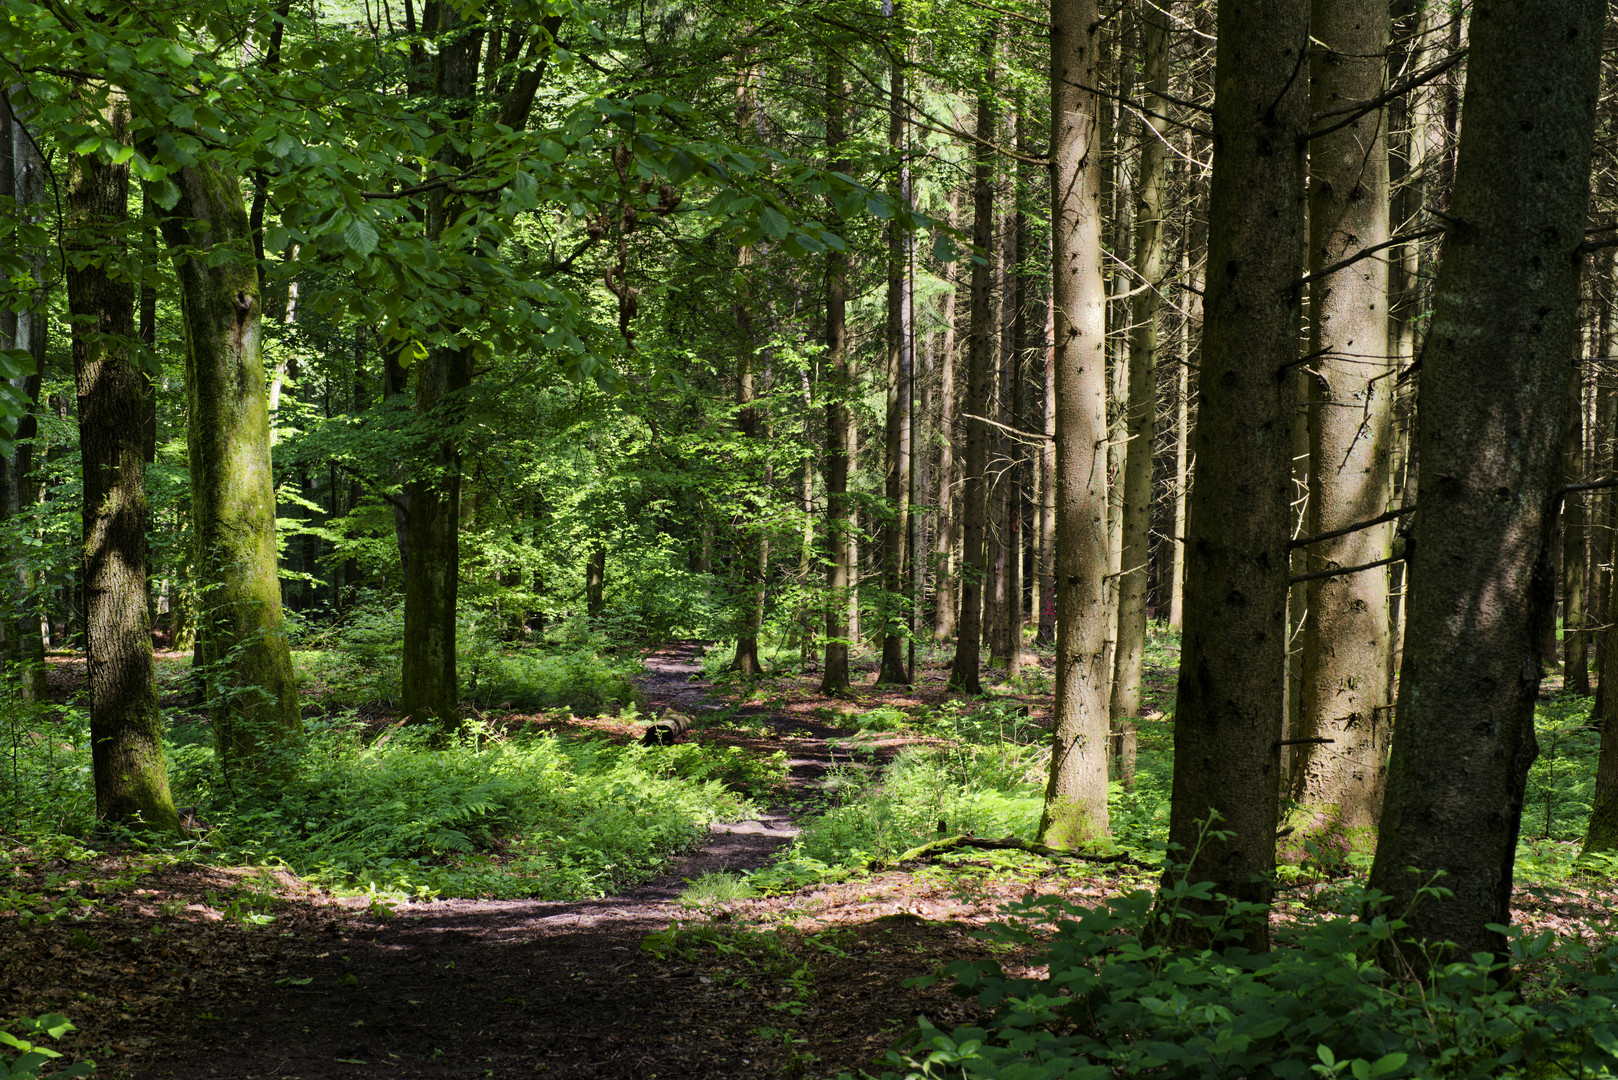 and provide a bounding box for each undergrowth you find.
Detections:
[165,718,781,899]
[864,884,1618,1079]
